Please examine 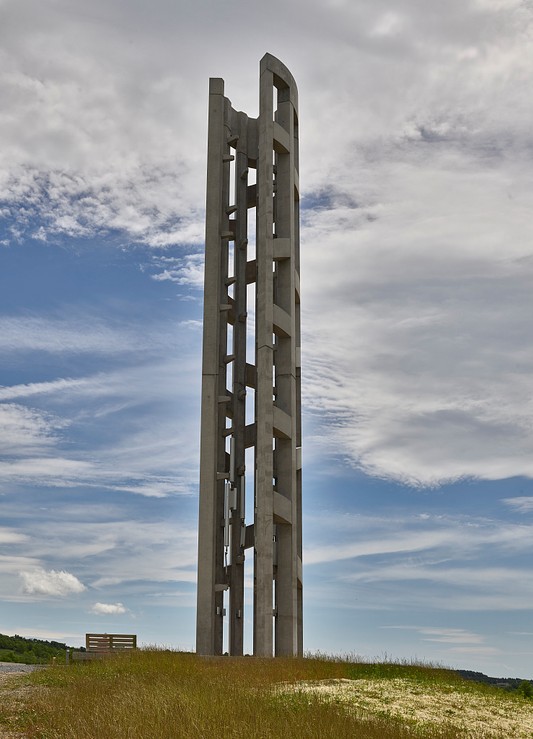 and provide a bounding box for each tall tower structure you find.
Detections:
[196,54,302,658]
